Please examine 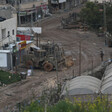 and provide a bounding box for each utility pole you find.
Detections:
[37,15,41,47]
[17,0,21,26]
[103,1,107,33]
[54,43,59,84]
[91,56,93,75]
[8,35,13,71]
[103,1,107,45]
[31,13,33,27]
[79,41,81,76]
[55,51,59,84]
[35,33,40,47]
